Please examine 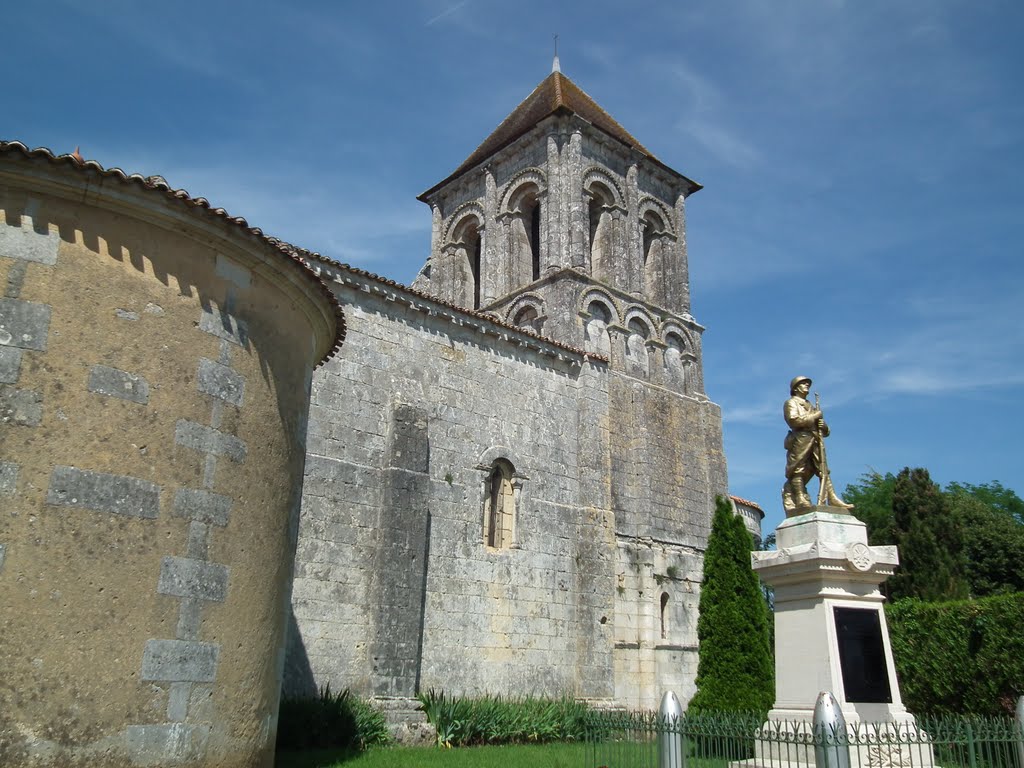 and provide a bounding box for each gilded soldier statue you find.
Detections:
[782,375,853,515]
